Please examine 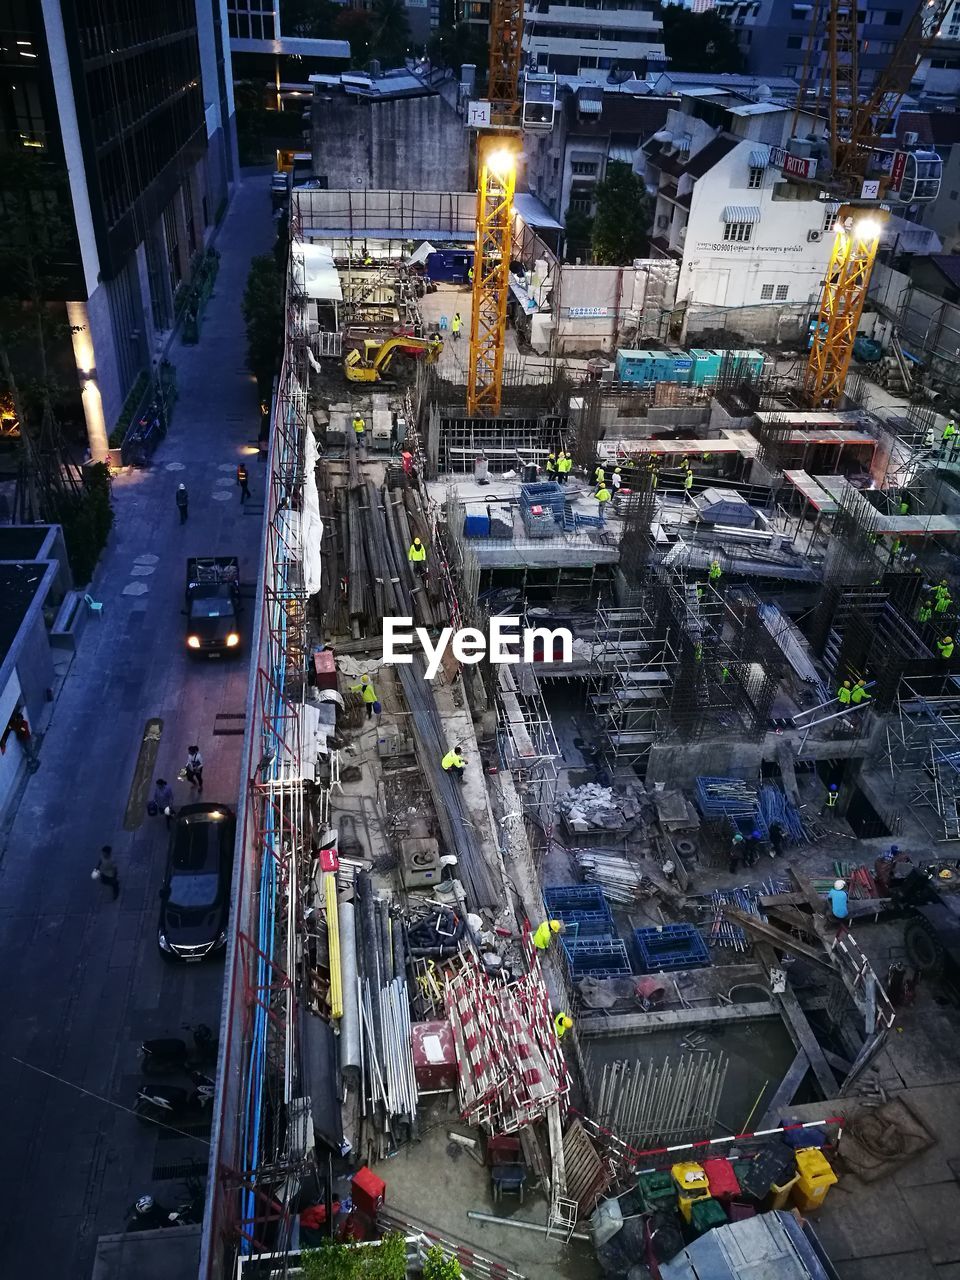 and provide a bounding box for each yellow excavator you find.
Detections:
[343,335,443,384]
